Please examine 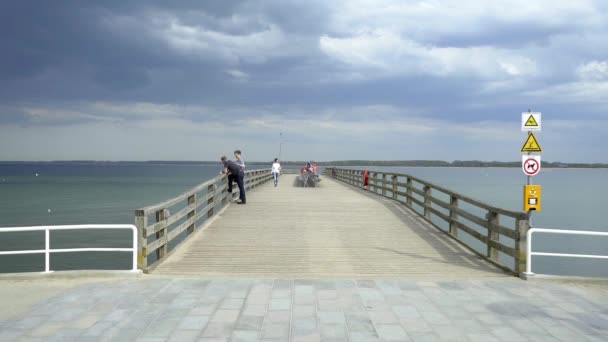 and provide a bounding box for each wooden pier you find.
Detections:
[135,168,529,278]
